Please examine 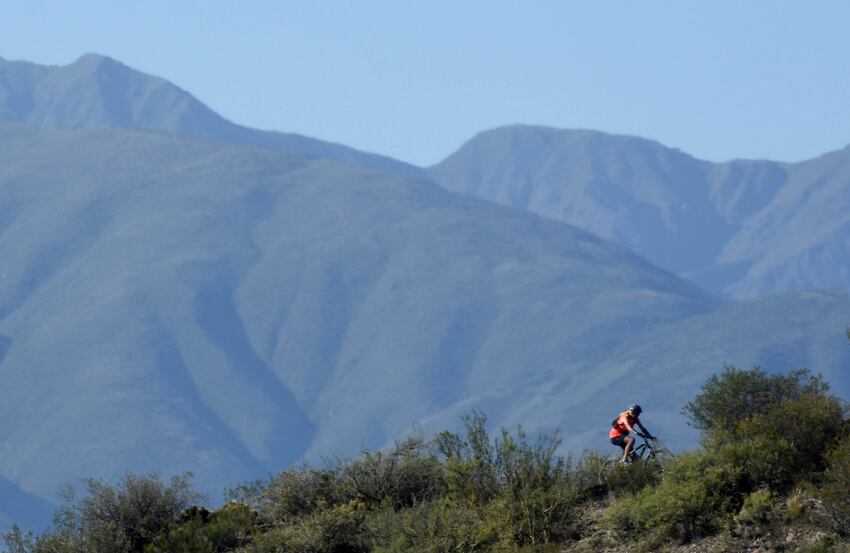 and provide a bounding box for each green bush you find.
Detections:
[367,498,499,553]
[685,366,845,492]
[255,434,443,530]
[22,472,201,553]
[493,427,578,546]
[572,450,613,498]
[435,413,580,548]
[732,393,845,487]
[256,465,348,525]
[242,500,367,553]
[434,411,500,505]
[341,435,444,509]
[2,526,34,553]
[812,440,850,537]
[603,450,745,542]
[733,488,779,540]
[712,434,788,491]
[145,503,256,553]
[682,367,833,439]
[606,460,663,497]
